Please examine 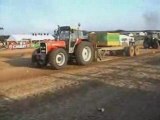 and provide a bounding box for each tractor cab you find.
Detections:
[55,26,88,53]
